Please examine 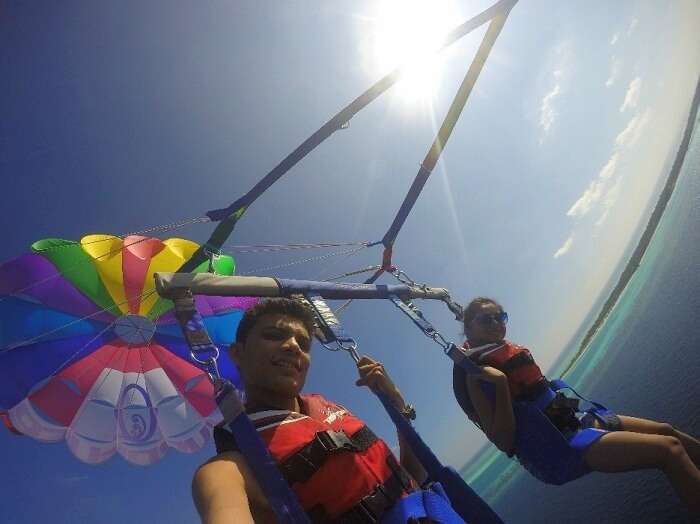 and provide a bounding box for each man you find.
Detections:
[192,298,432,523]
